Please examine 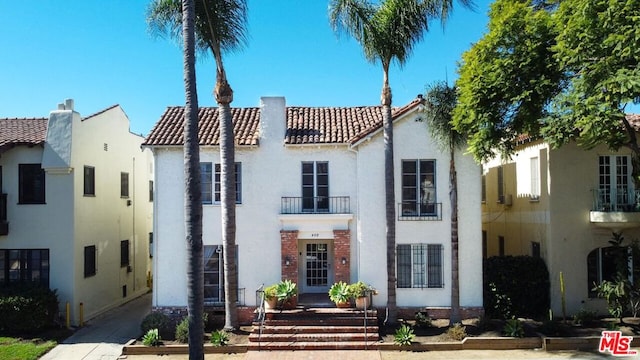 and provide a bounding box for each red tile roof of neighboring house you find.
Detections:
[0,118,48,152]
[144,96,425,147]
